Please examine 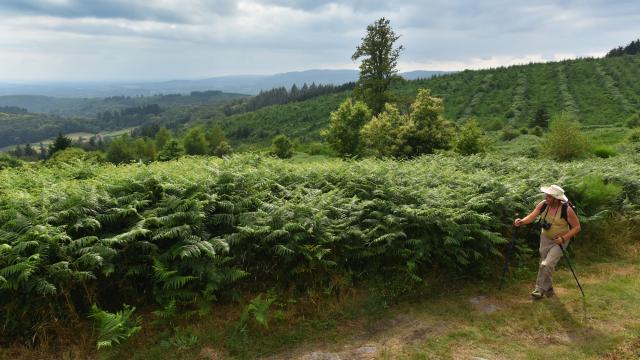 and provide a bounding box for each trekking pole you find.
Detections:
[498,224,518,290]
[559,244,585,298]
